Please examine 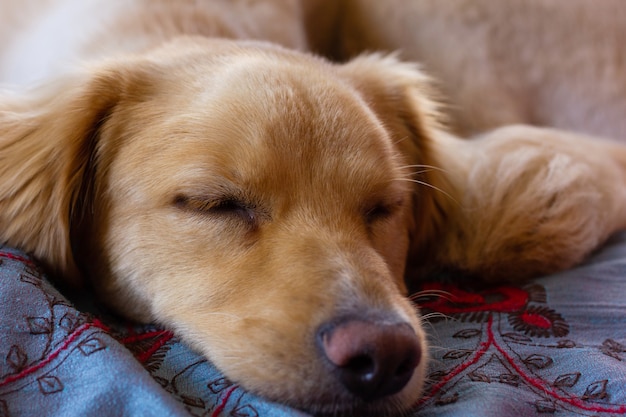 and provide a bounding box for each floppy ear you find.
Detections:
[337,54,460,275]
[337,54,626,282]
[0,67,145,285]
